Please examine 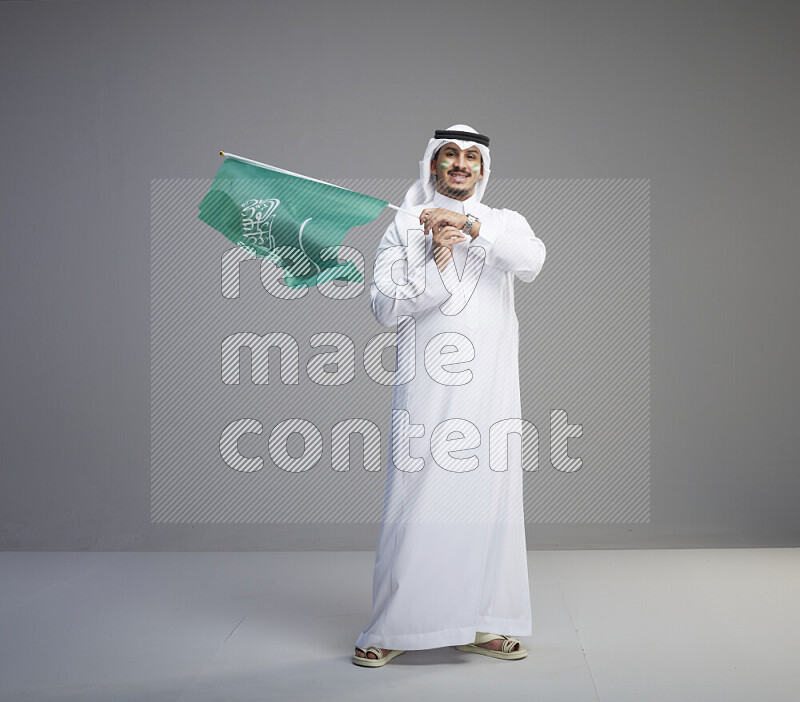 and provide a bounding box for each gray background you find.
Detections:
[1,0,798,550]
